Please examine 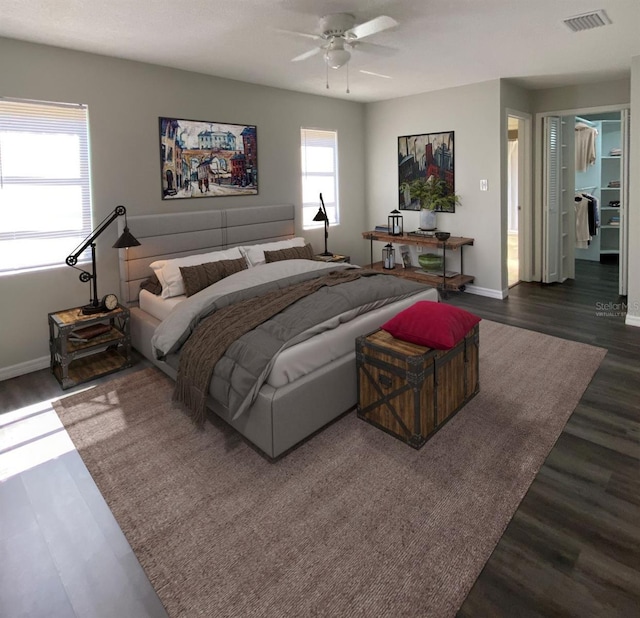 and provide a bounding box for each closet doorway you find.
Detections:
[574,112,623,275]
[540,105,629,295]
